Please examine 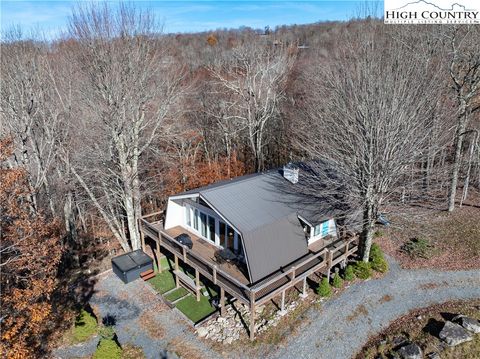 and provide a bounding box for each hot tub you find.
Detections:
[111,249,154,284]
